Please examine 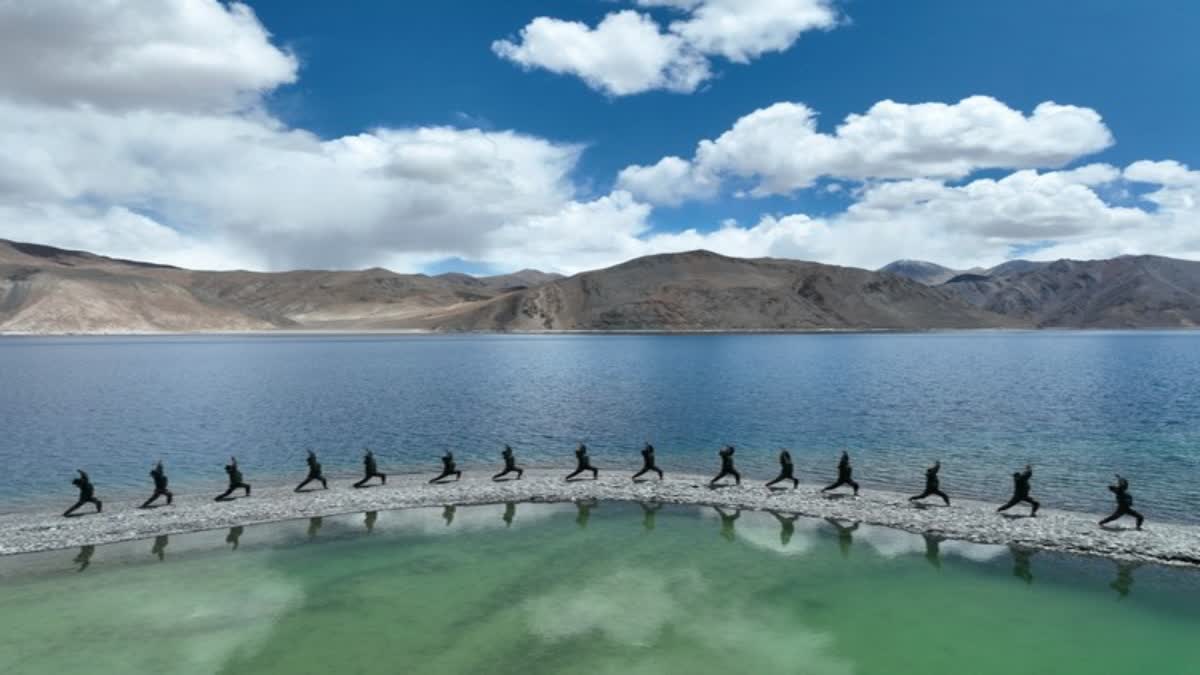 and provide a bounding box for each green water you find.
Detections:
[1,504,1198,675]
